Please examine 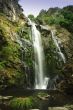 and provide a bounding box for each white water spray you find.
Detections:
[28,19,49,89]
